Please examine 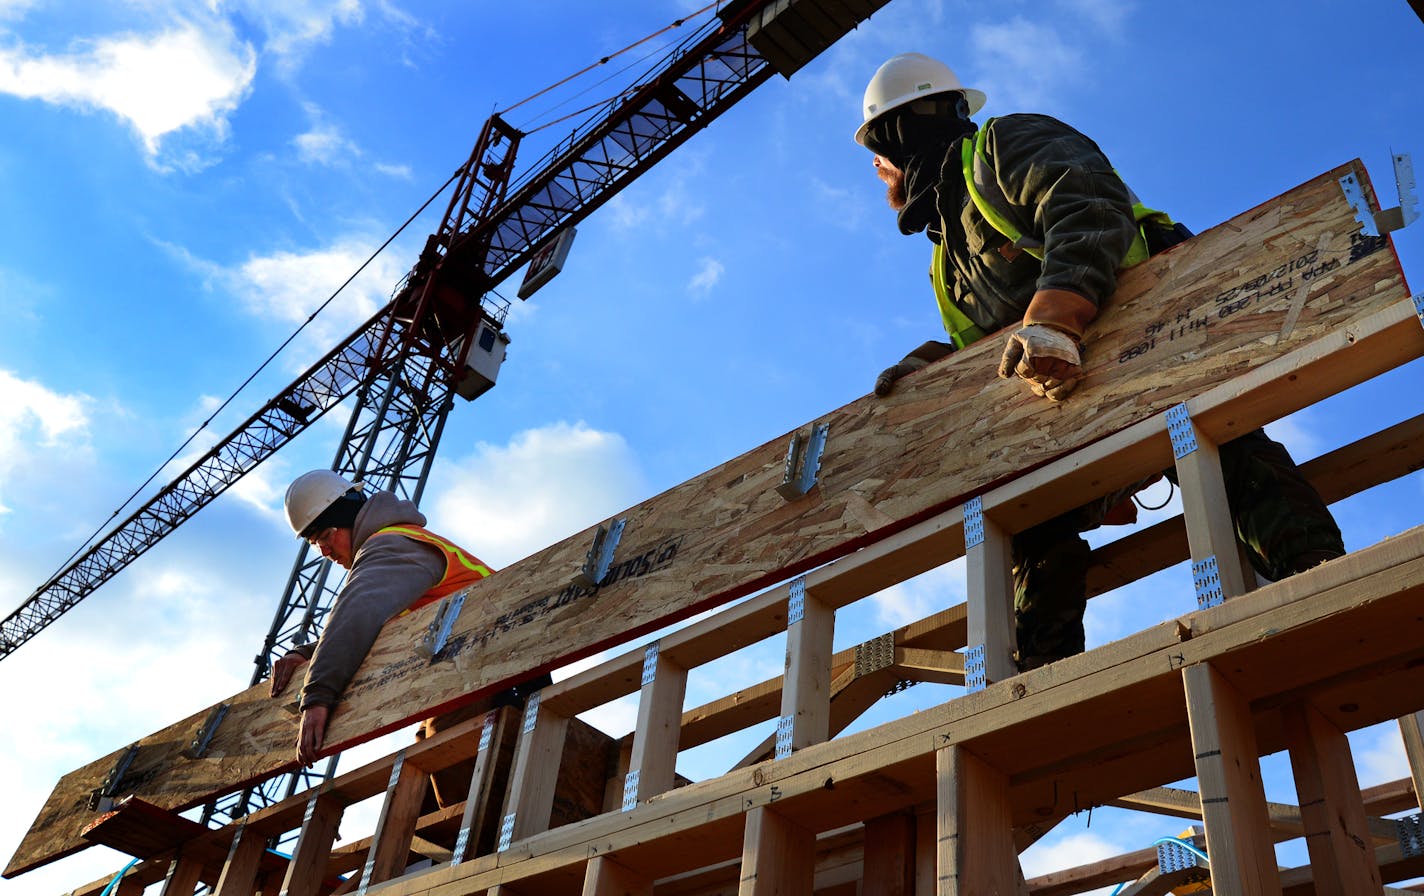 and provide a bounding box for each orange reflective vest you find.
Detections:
[371,524,494,615]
